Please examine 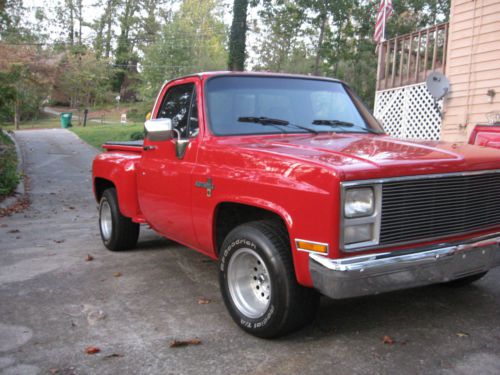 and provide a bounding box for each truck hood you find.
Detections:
[233,133,500,181]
